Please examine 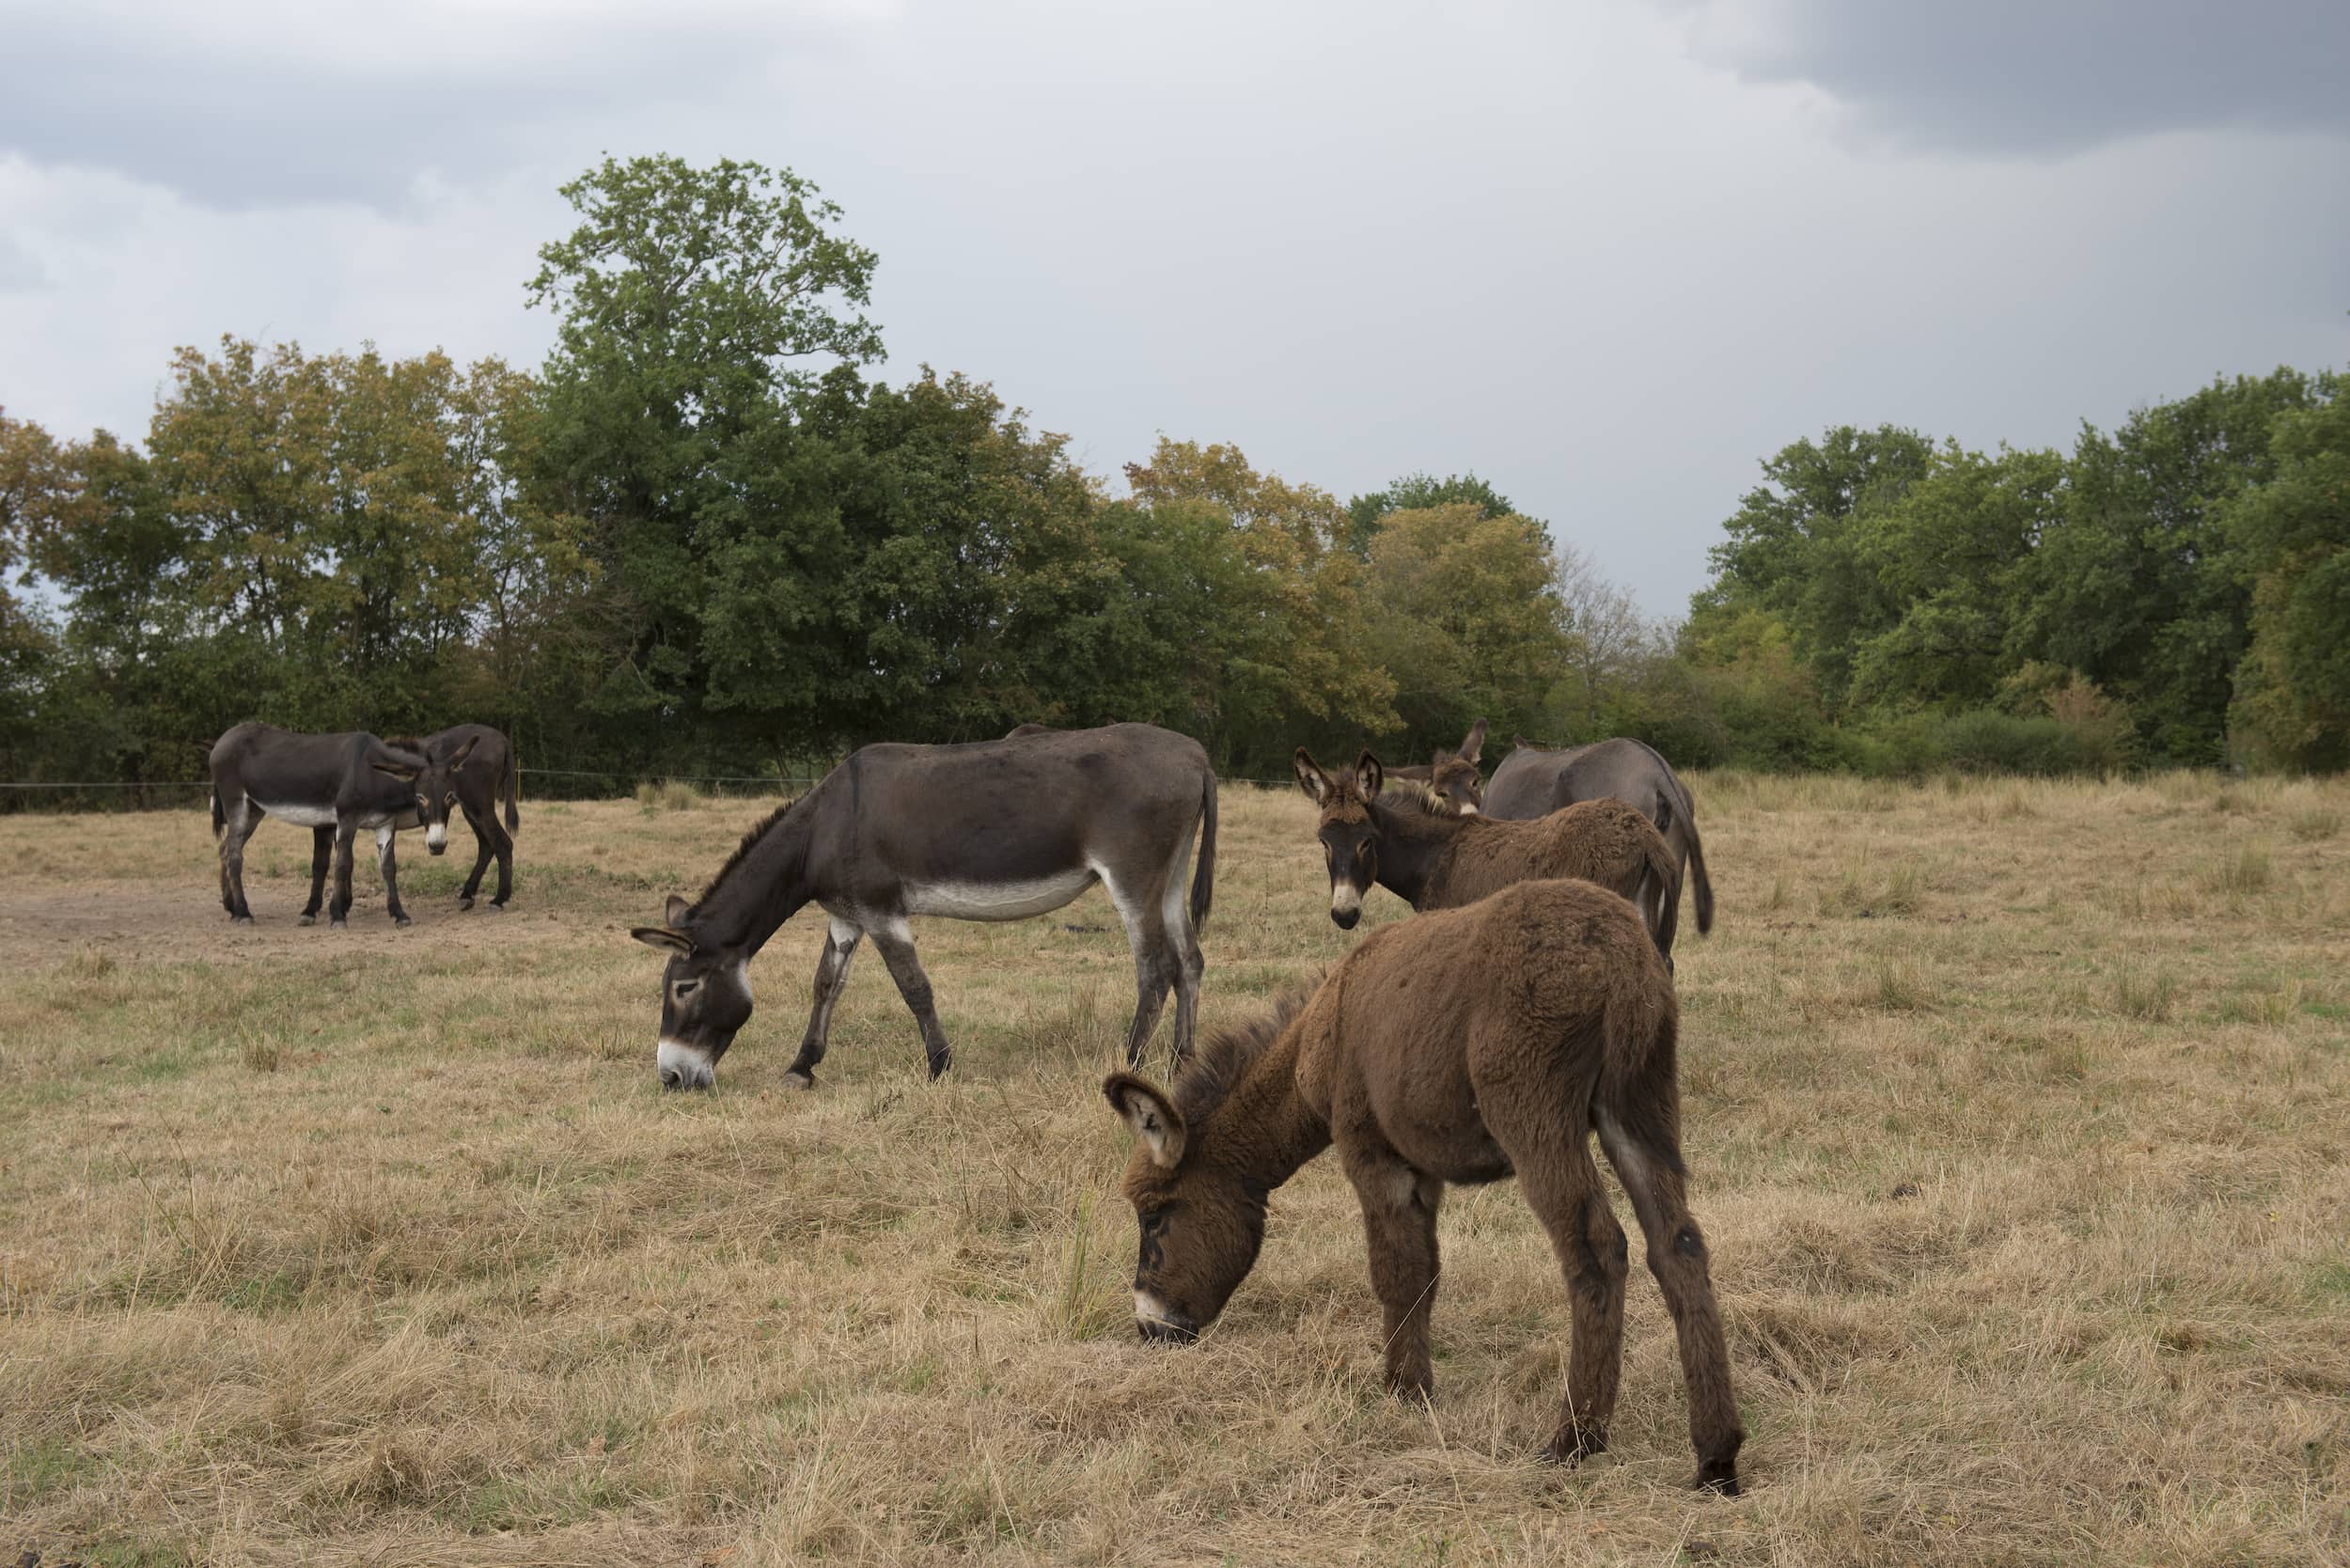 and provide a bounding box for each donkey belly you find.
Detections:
[255,801,337,828]
[901,868,1097,921]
